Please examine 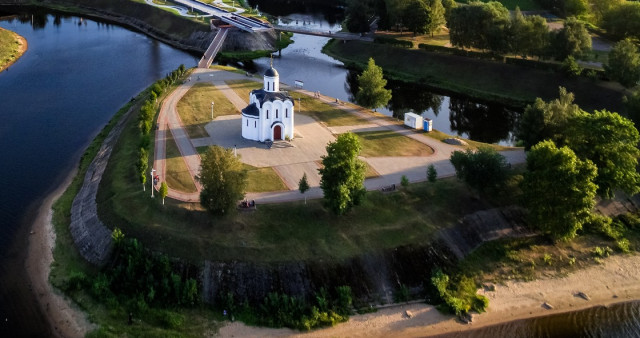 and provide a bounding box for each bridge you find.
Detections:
[171,0,271,32]
[274,25,374,42]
